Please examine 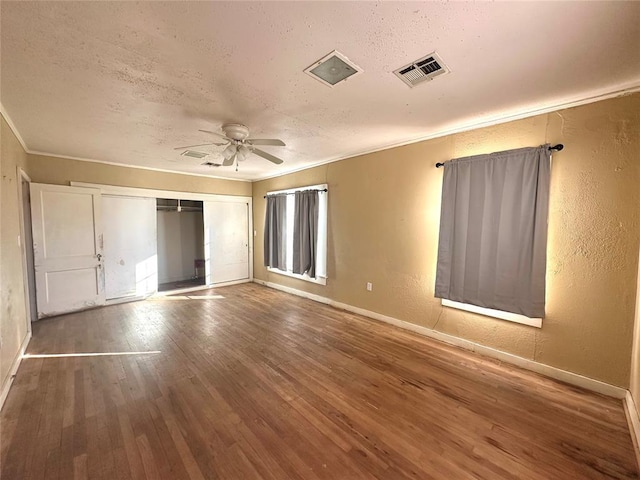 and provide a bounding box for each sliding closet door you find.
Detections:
[203,201,250,284]
[30,183,104,318]
[102,195,157,300]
